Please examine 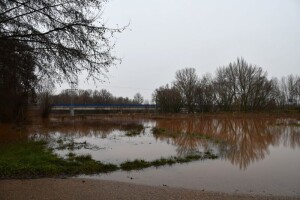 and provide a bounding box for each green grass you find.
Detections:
[120,151,218,171]
[275,122,300,127]
[0,141,117,179]
[56,138,101,151]
[0,140,219,178]
[125,124,145,137]
[152,127,170,136]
